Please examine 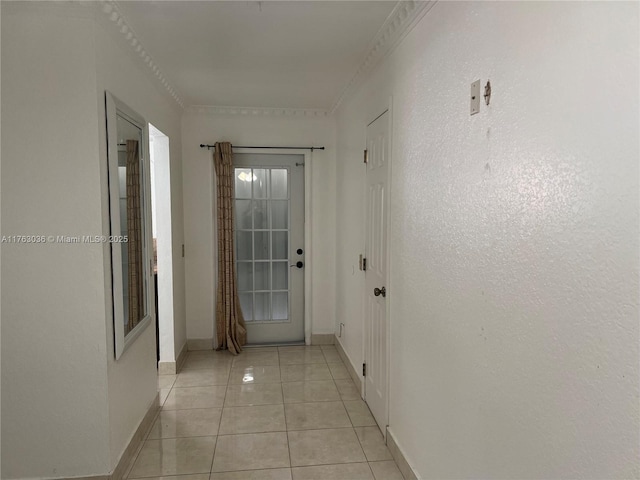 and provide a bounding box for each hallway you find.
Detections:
[125,346,404,480]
